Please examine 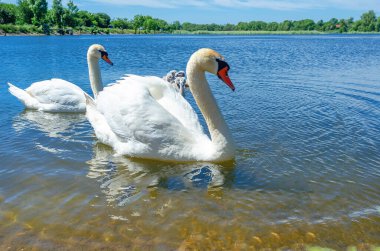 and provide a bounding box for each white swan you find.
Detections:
[85,48,236,162]
[7,44,113,113]
[163,70,188,96]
